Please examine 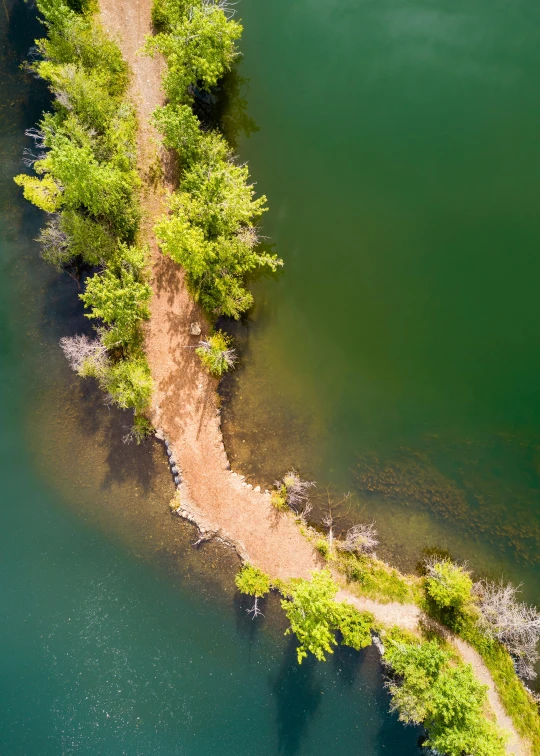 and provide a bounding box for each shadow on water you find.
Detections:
[331,641,365,688]
[271,637,322,756]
